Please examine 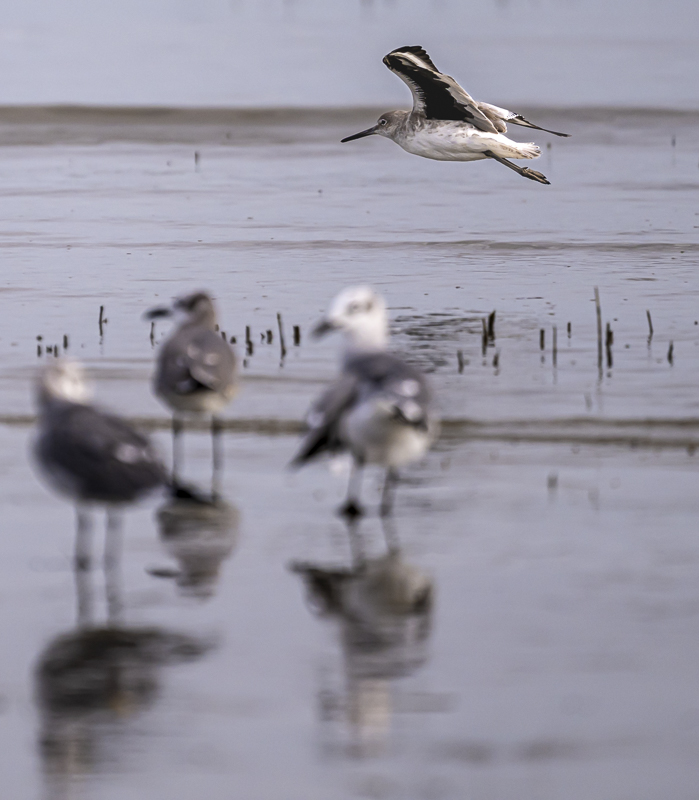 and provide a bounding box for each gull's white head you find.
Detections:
[313,286,388,353]
[37,360,92,407]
